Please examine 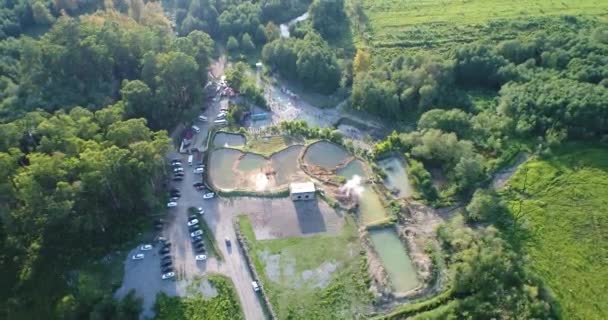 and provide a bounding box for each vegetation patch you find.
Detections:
[243,135,304,156]
[500,145,608,319]
[188,207,223,261]
[238,215,373,319]
[154,275,244,320]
